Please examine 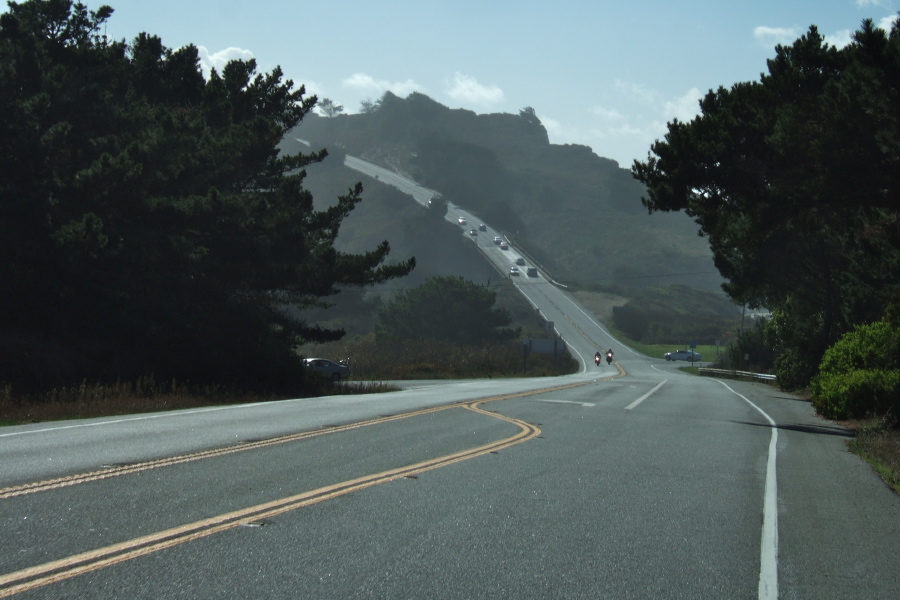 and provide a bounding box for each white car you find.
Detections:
[304,358,350,380]
[500,241,509,250]
[457,217,467,225]
[509,266,520,276]
[493,236,502,244]
[664,350,701,362]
